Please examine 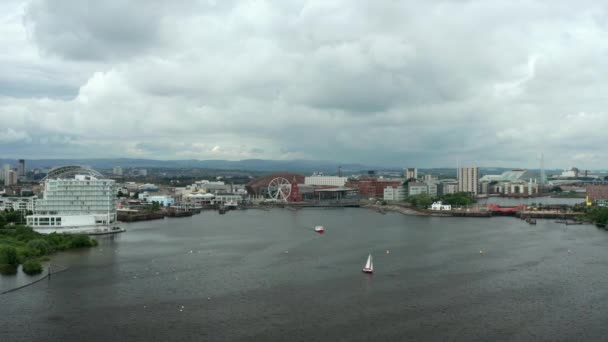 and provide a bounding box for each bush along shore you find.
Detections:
[0,225,97,276]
